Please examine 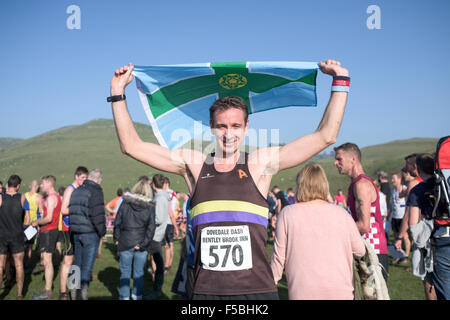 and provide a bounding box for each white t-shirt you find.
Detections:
[391,185,407,219]
[166,189,178,225]
[378,191,388,218]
